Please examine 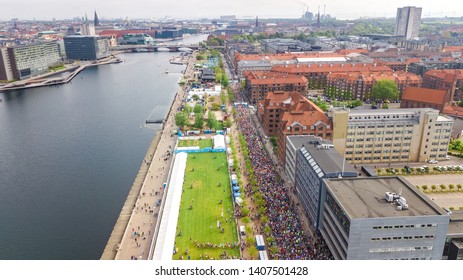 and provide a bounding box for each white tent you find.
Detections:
[213,134,226,149]
[152,152,187,260]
